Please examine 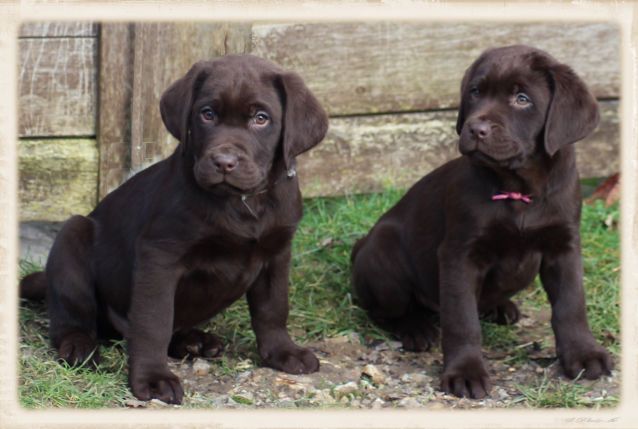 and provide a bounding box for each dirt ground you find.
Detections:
[127,306,619,410]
